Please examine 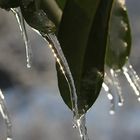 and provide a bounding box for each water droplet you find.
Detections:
[118,102,123,106]
[109,110,115,115]
[107,93,113,100]
[138,97,140,102]
[11,8,32,68]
